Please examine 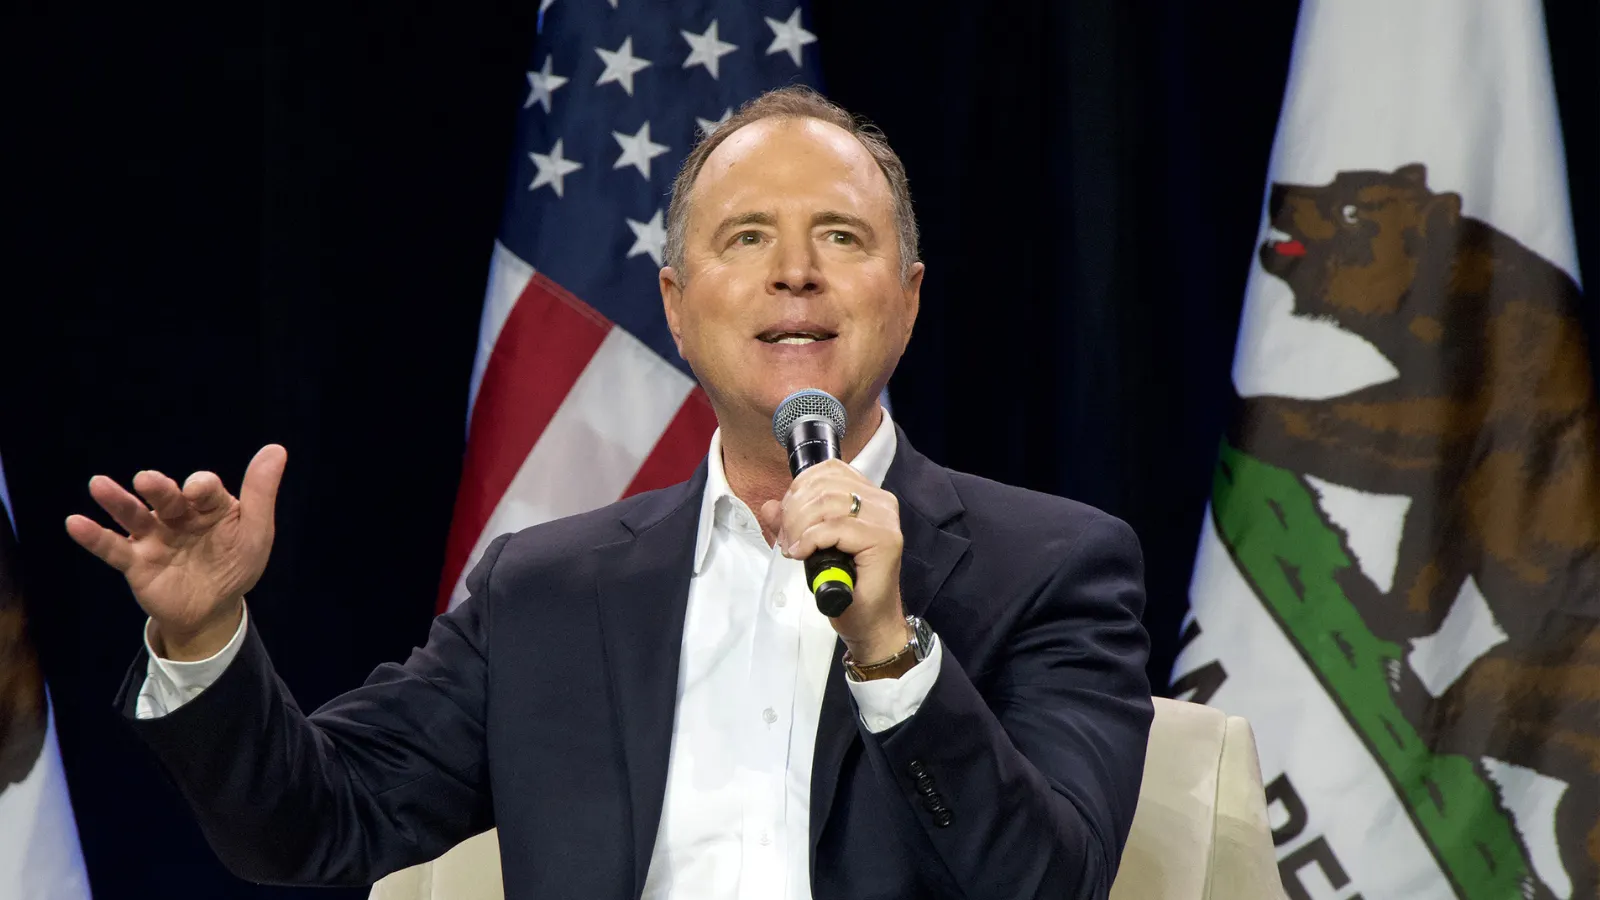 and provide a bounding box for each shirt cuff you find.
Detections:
[134,605,250,720]
[847,635,942,734]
